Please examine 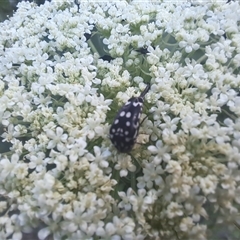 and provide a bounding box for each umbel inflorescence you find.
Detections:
[0,0,240,239]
